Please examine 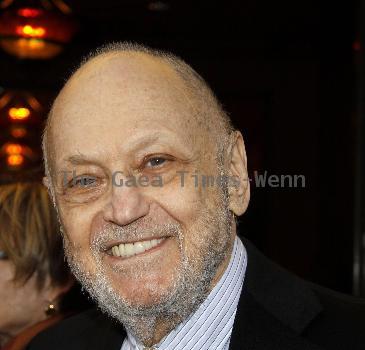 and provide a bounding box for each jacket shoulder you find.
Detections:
[304,282,365,349]
[27,308,125,350]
